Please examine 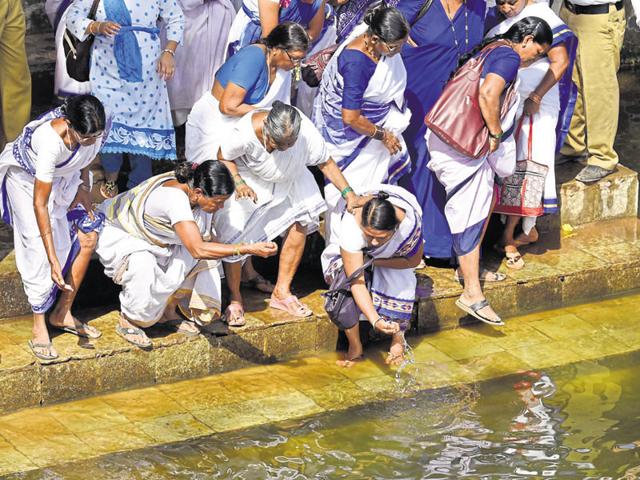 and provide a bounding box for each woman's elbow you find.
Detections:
[218,102,236,116]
